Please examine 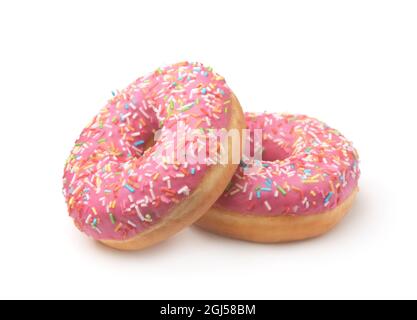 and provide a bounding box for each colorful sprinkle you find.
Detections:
[124,184,135,193]
[264,201,272,211]
[324,192,334,204]
[277,185,287,196]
